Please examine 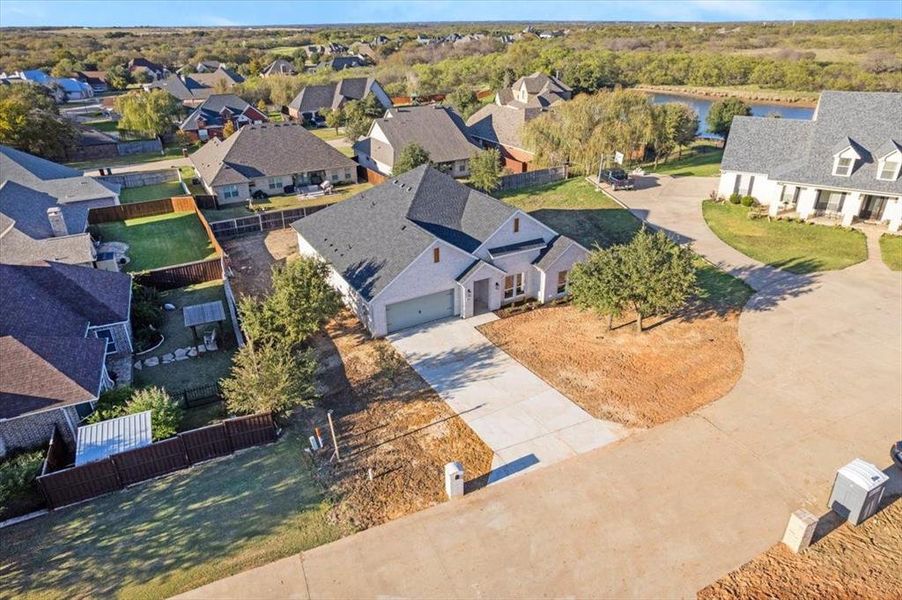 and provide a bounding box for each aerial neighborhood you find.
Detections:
[0,8,900,600]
